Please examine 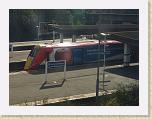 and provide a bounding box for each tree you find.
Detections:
[9,9,38,42]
